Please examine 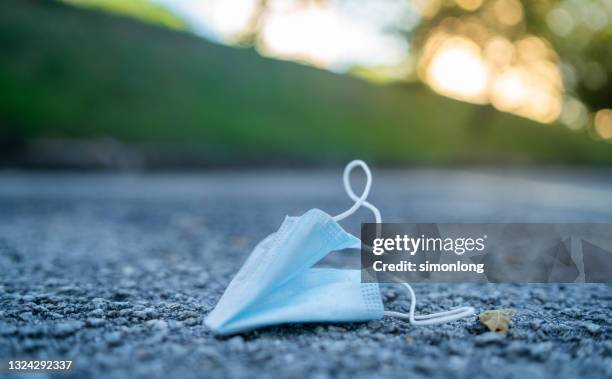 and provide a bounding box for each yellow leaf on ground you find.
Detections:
[478,309,516,335]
